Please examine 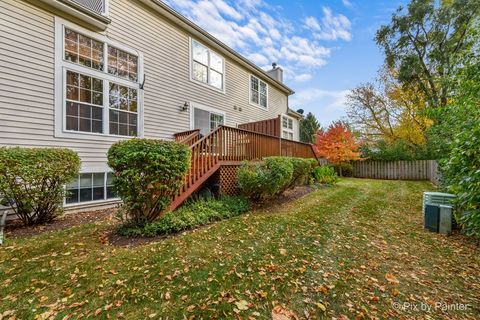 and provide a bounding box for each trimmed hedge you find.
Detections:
[237,157,317,200]
[117,196,249,237]
[107,139,191,226]
[237,157,293,200]
[0,147,81,226]
[313,166,338,185]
